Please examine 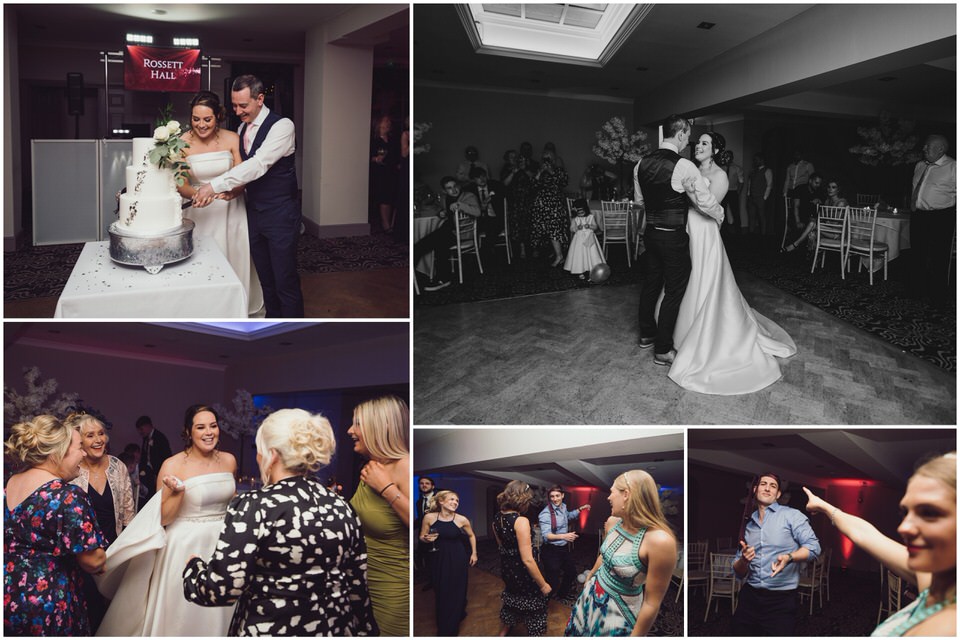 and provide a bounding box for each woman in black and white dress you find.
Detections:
[182,408,377,636]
